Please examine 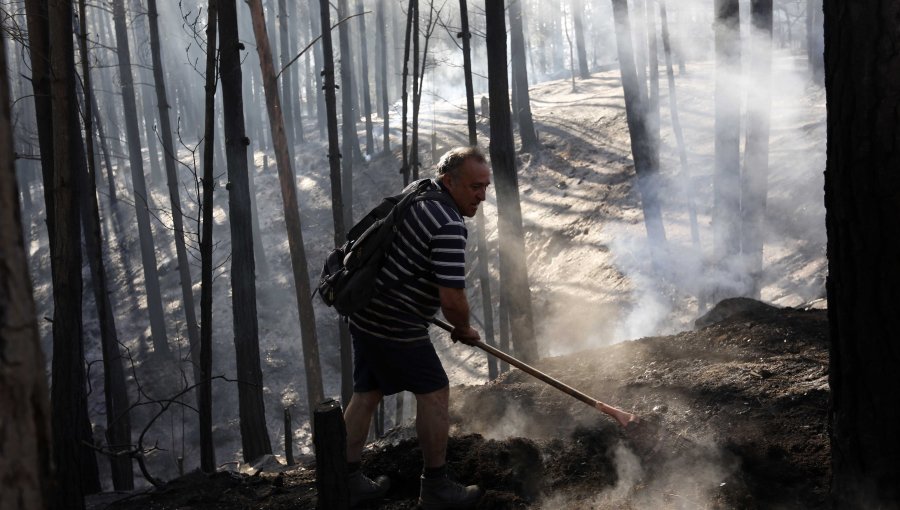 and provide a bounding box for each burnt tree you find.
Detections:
[356,0,374,155]
[485,0,537,362]
[338,0,356,226]
[220,0,273,463]
[146,0,202,383]
[713,0,741,297]
[248,0,326,425]
[0,31,53,510]
[112,0,170,355]
[824,1,900,506]
[78,0,134,489]
[610,0,667,247]
[198,0,218,473]
[459,0,498,380]
[507,0,539,152]
[319,0,354,409]
[573,0,590,79]
[377,0,390,153]
[740,0,772,298]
